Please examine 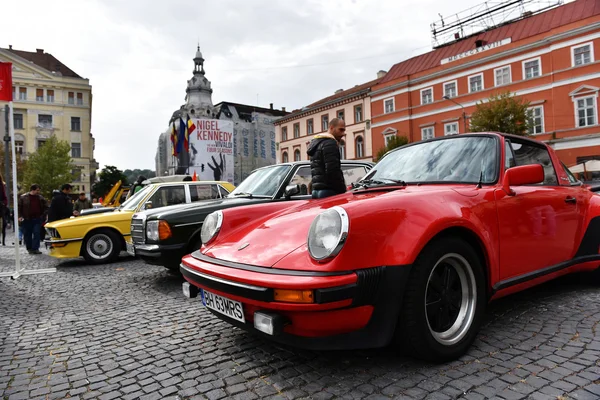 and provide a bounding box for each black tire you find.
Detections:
[82,229,122,264]
[394,237,486,362]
